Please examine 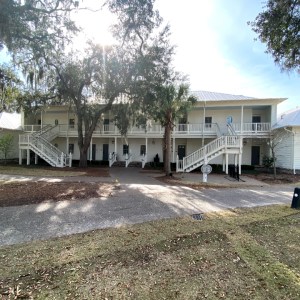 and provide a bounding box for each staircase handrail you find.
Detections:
[38,135,62,157]
[141,154,147,168]
[182,136,240,171]
[227,123,237,136]
[20,133,68,167]
[215,123,222,137]
[34,125,59,141]
[109,152,117,167]
[31,135,67,167]
[125,153,133,168]
[31,124,52,137]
